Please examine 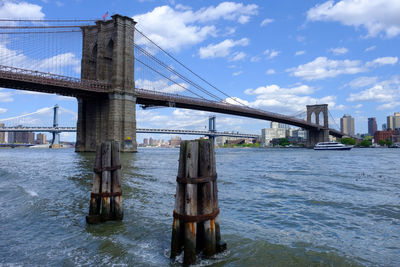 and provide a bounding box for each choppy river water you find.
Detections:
[0,147,399,266]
